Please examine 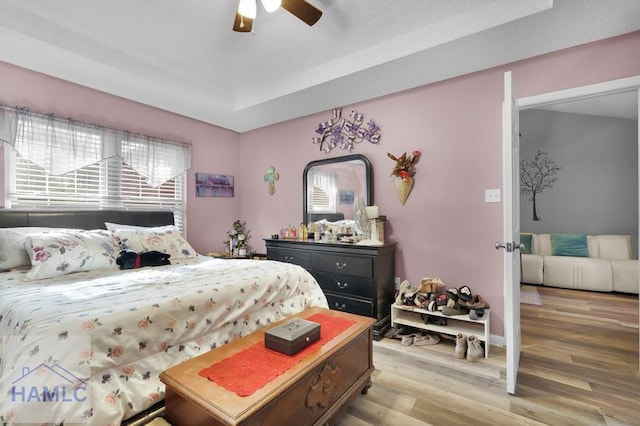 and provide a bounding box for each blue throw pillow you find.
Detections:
[551,233,589,257]
[520,234,532,254]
